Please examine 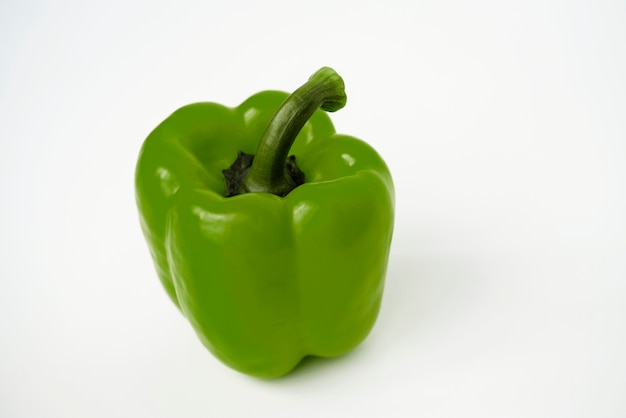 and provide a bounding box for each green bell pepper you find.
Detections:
[135,67,394,378]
